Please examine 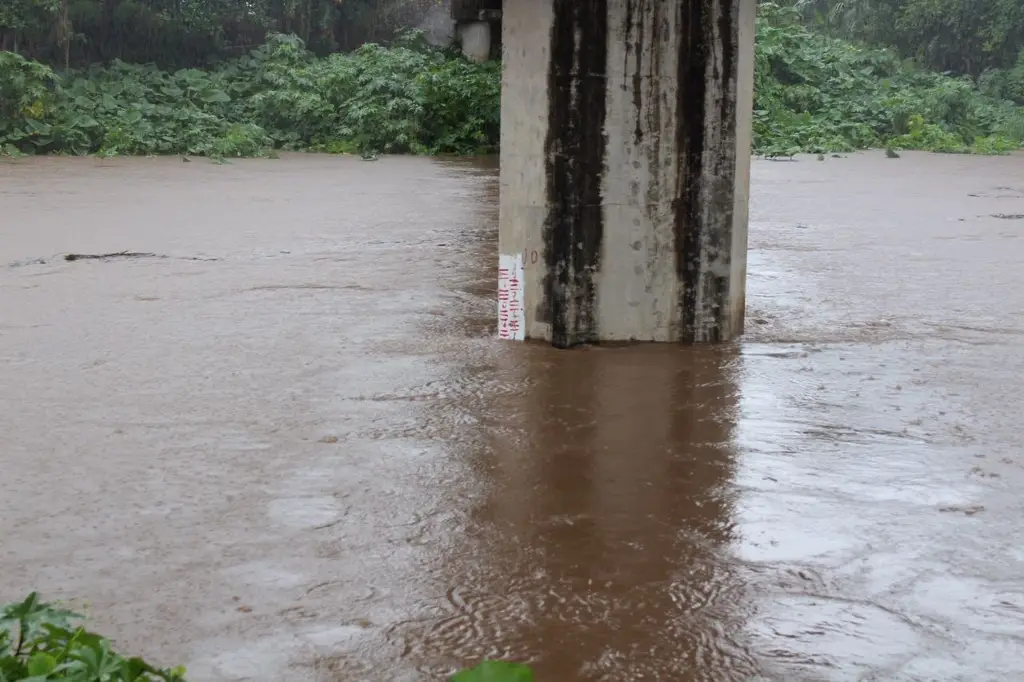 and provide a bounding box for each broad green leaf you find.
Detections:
[167,664,188,679]
[0,593,80,642]
[27,652,57,676]
[201,89,231,104]
[121,656,151,681]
